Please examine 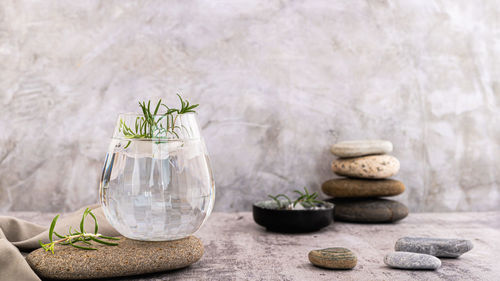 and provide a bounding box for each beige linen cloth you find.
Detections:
[0,204,119,281]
